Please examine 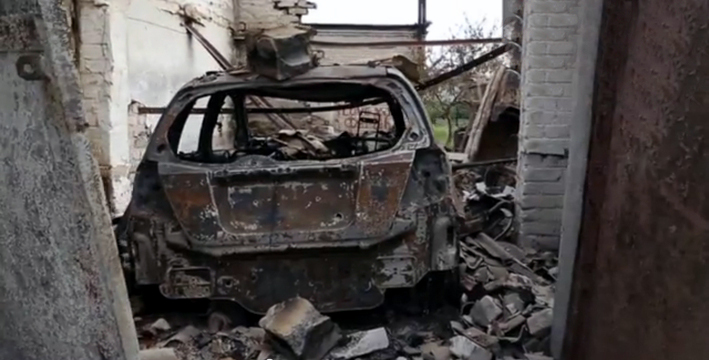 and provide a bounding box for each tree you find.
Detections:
[421,18,501,148]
